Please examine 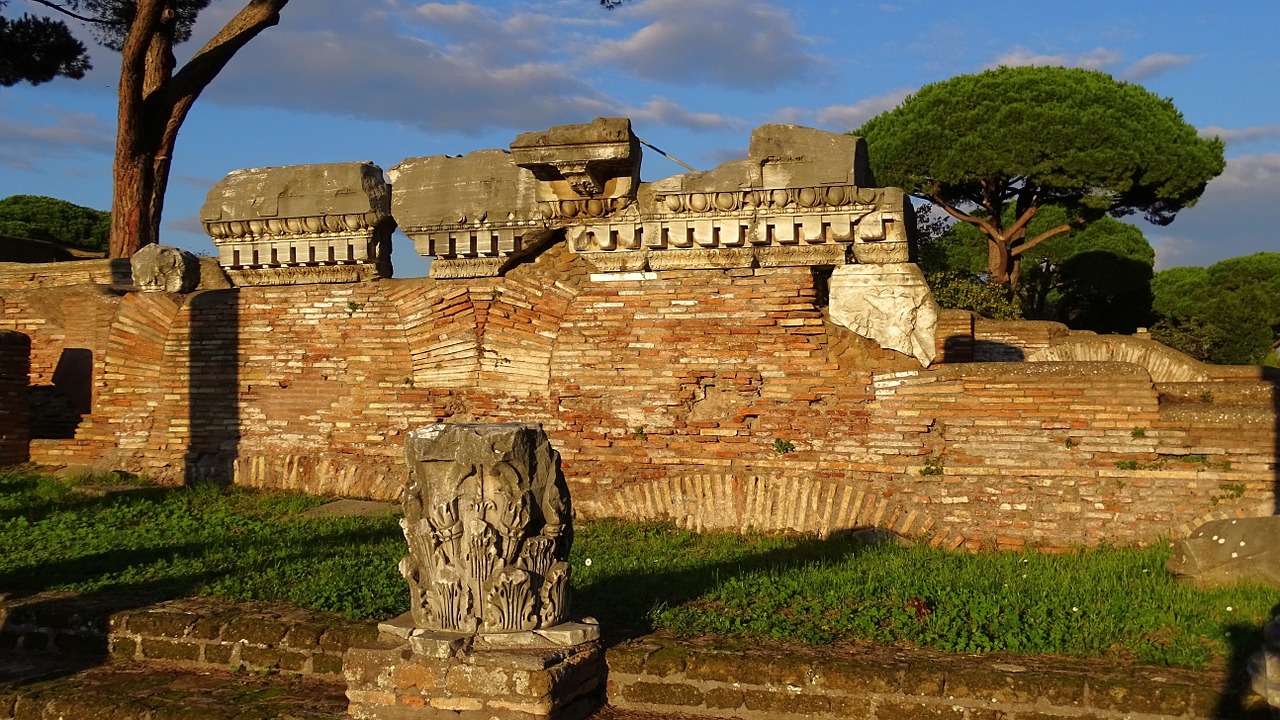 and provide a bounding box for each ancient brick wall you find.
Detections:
[0,330,30,465]
[971,317,1070,361]
[1,250,1275,549]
